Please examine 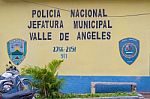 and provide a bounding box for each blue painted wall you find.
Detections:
[59,76,150,94]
